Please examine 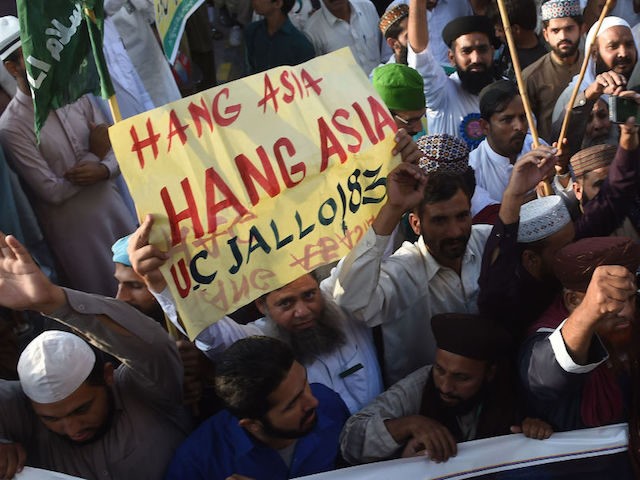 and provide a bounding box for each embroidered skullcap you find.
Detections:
[432,313,510,361]
[479,80,519,120]
[442,15,498,48]
[372,63,425,111]
[540,0,581,21]
[517,195,571,243]
[0,16,20,61]
[553,236,640,292]
[586,16,630,50]
[416,134,470,175]
[570,144,616,178]
[379,4,409,37]
[18,331,96,404]
[111,234,132,266]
